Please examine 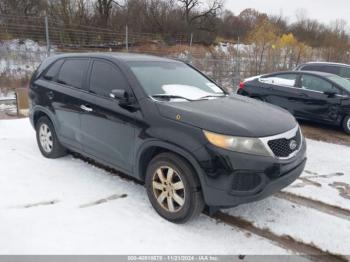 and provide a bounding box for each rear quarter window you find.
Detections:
[42,59,64,81]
